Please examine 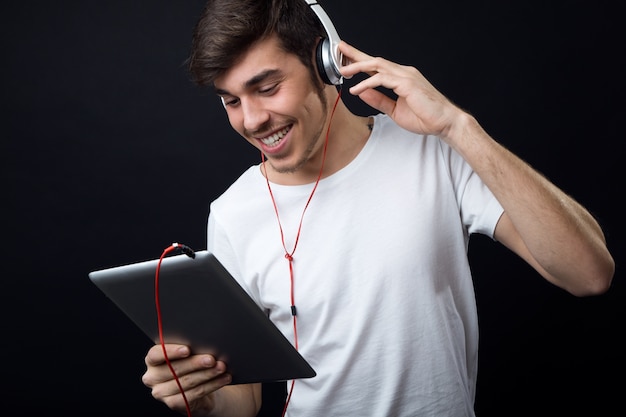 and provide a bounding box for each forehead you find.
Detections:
[213,35,299,93]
